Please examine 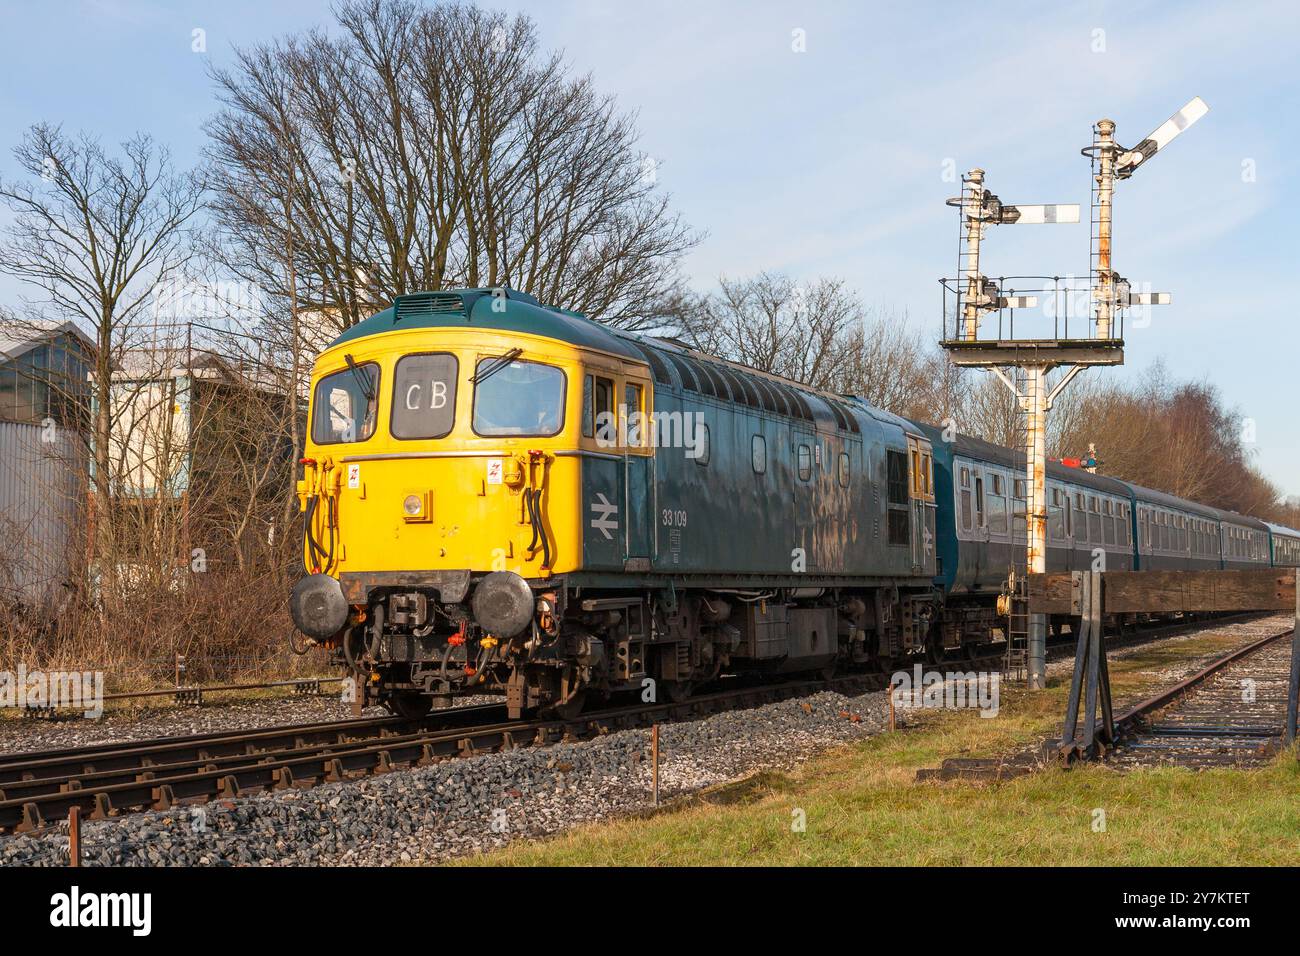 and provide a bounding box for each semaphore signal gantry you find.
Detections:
[939,98,1210,690]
